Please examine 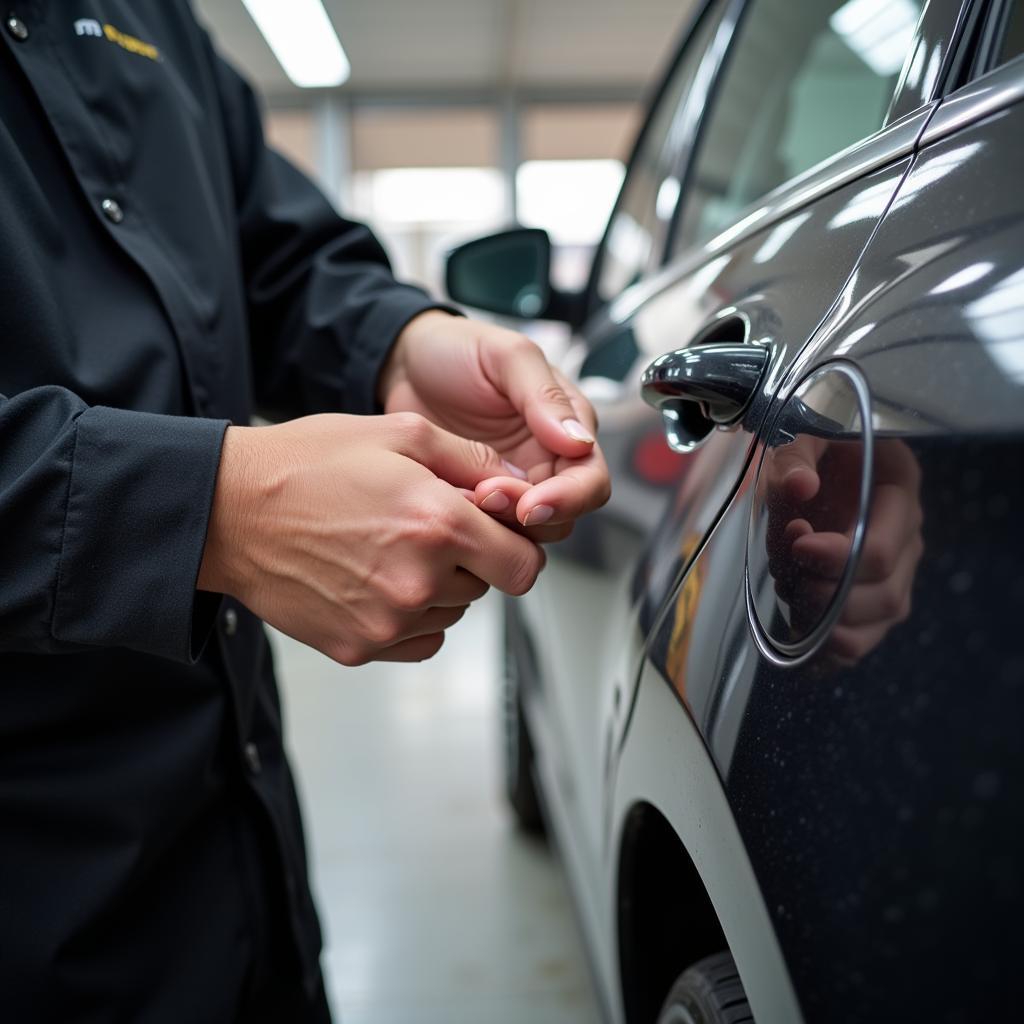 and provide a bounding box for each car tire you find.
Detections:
[656,951,753,1024]
[502,615,545,835]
